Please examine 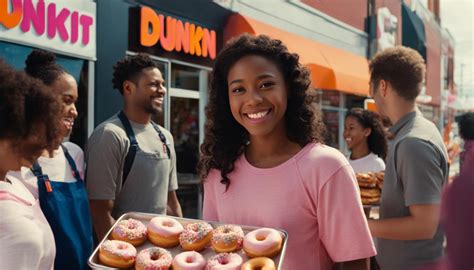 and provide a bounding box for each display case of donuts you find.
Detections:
[356,172,384,206]
[88,212,288,270]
